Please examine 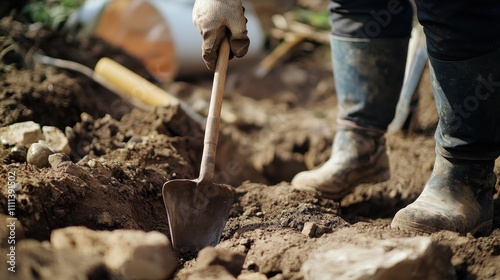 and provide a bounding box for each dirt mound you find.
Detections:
[0,106,202,241]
